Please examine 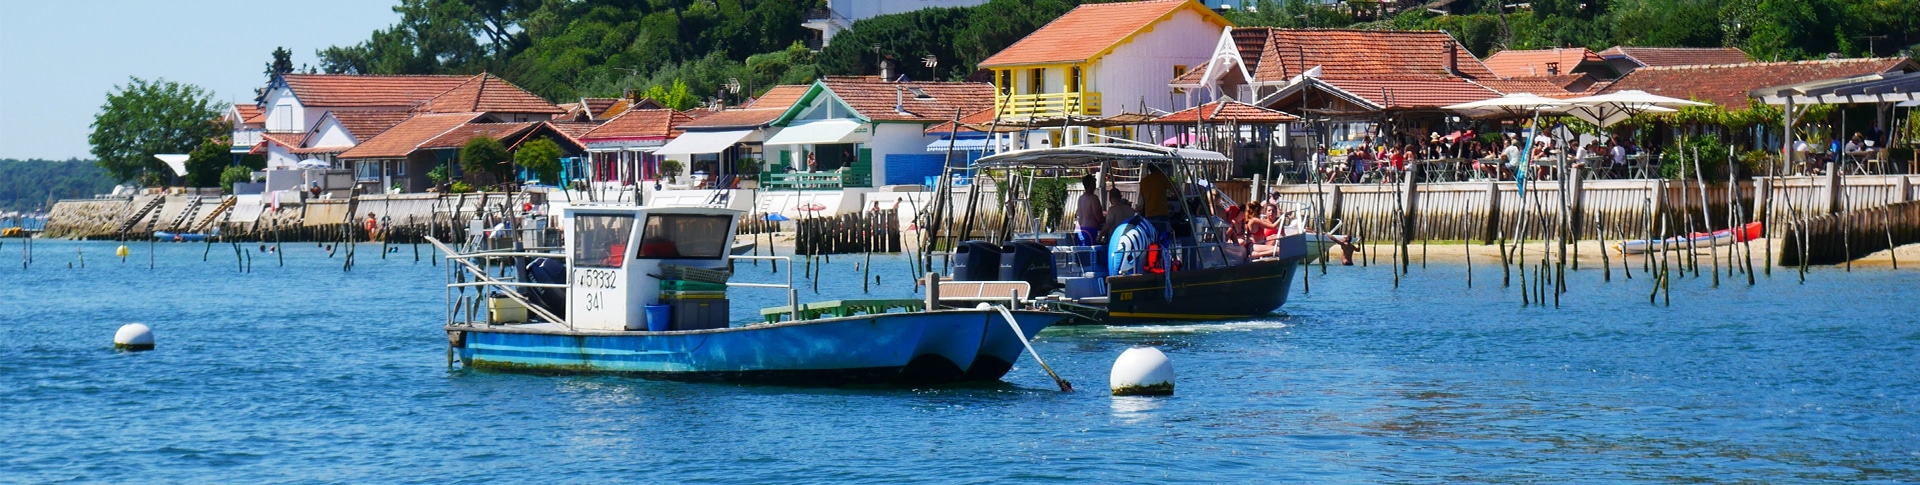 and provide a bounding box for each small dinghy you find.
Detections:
[153,231,210,242]
[1616,222,1762,255]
